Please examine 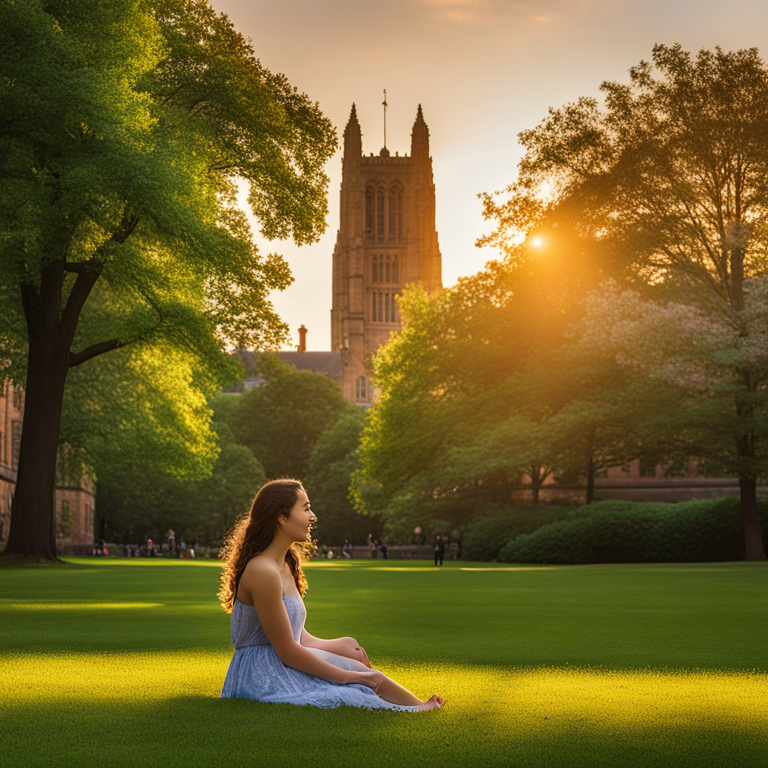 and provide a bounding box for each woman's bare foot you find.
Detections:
[416,694,444,711]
